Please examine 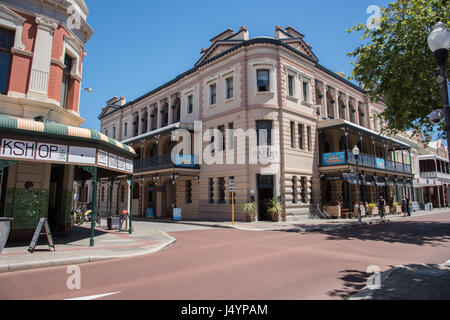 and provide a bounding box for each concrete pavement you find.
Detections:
[147,208,450,232]
[350,260,450,300]
[0,221,179,273]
